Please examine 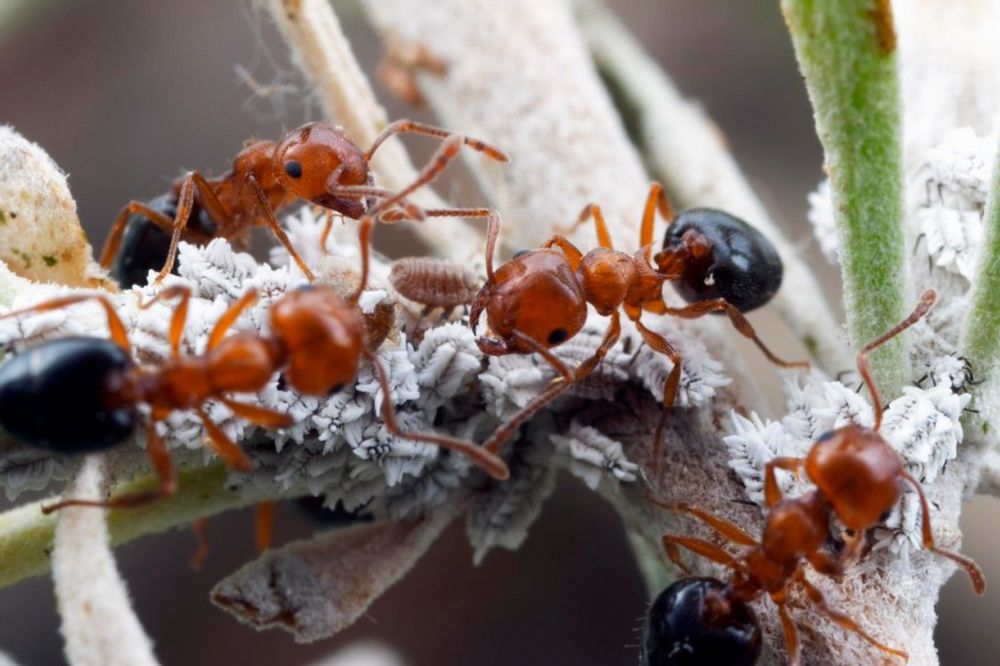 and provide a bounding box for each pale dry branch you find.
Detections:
[53,456,158,666]
[360,0,651,253]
